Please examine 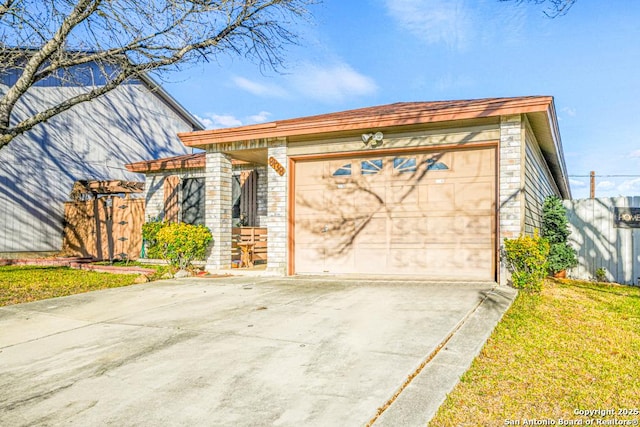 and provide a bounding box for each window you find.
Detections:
[361,159,383,175]
[332,164,352,176]
[393,157,417,173]
[426,158,449,171]
[182,178,205,225]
